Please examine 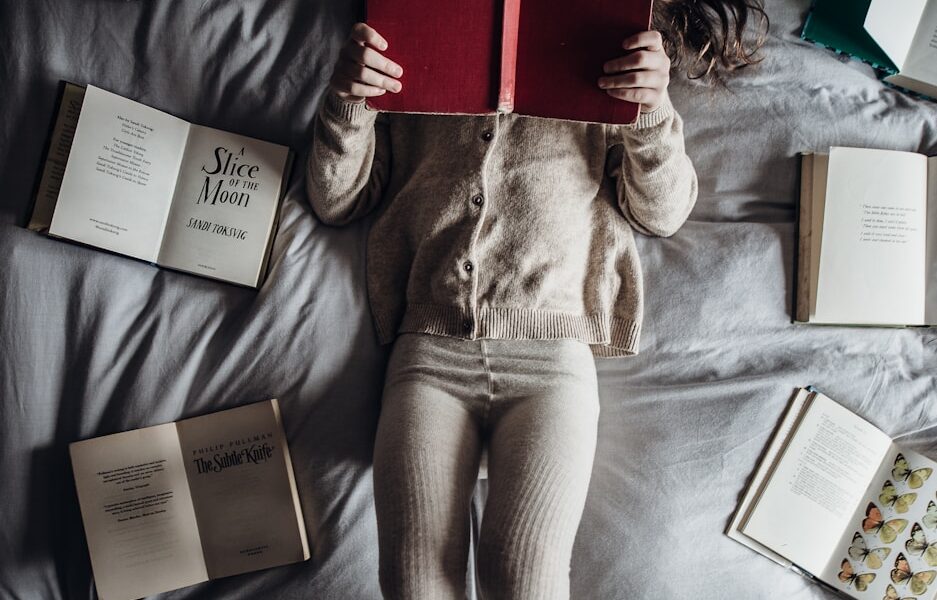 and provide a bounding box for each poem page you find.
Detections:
[69,423,208,600]
[820,447,937,599]
[814,147,928,325]
[49,85,189,262]
[741,392,893,576]
[176,400,308,580]
[156,125,290,286]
